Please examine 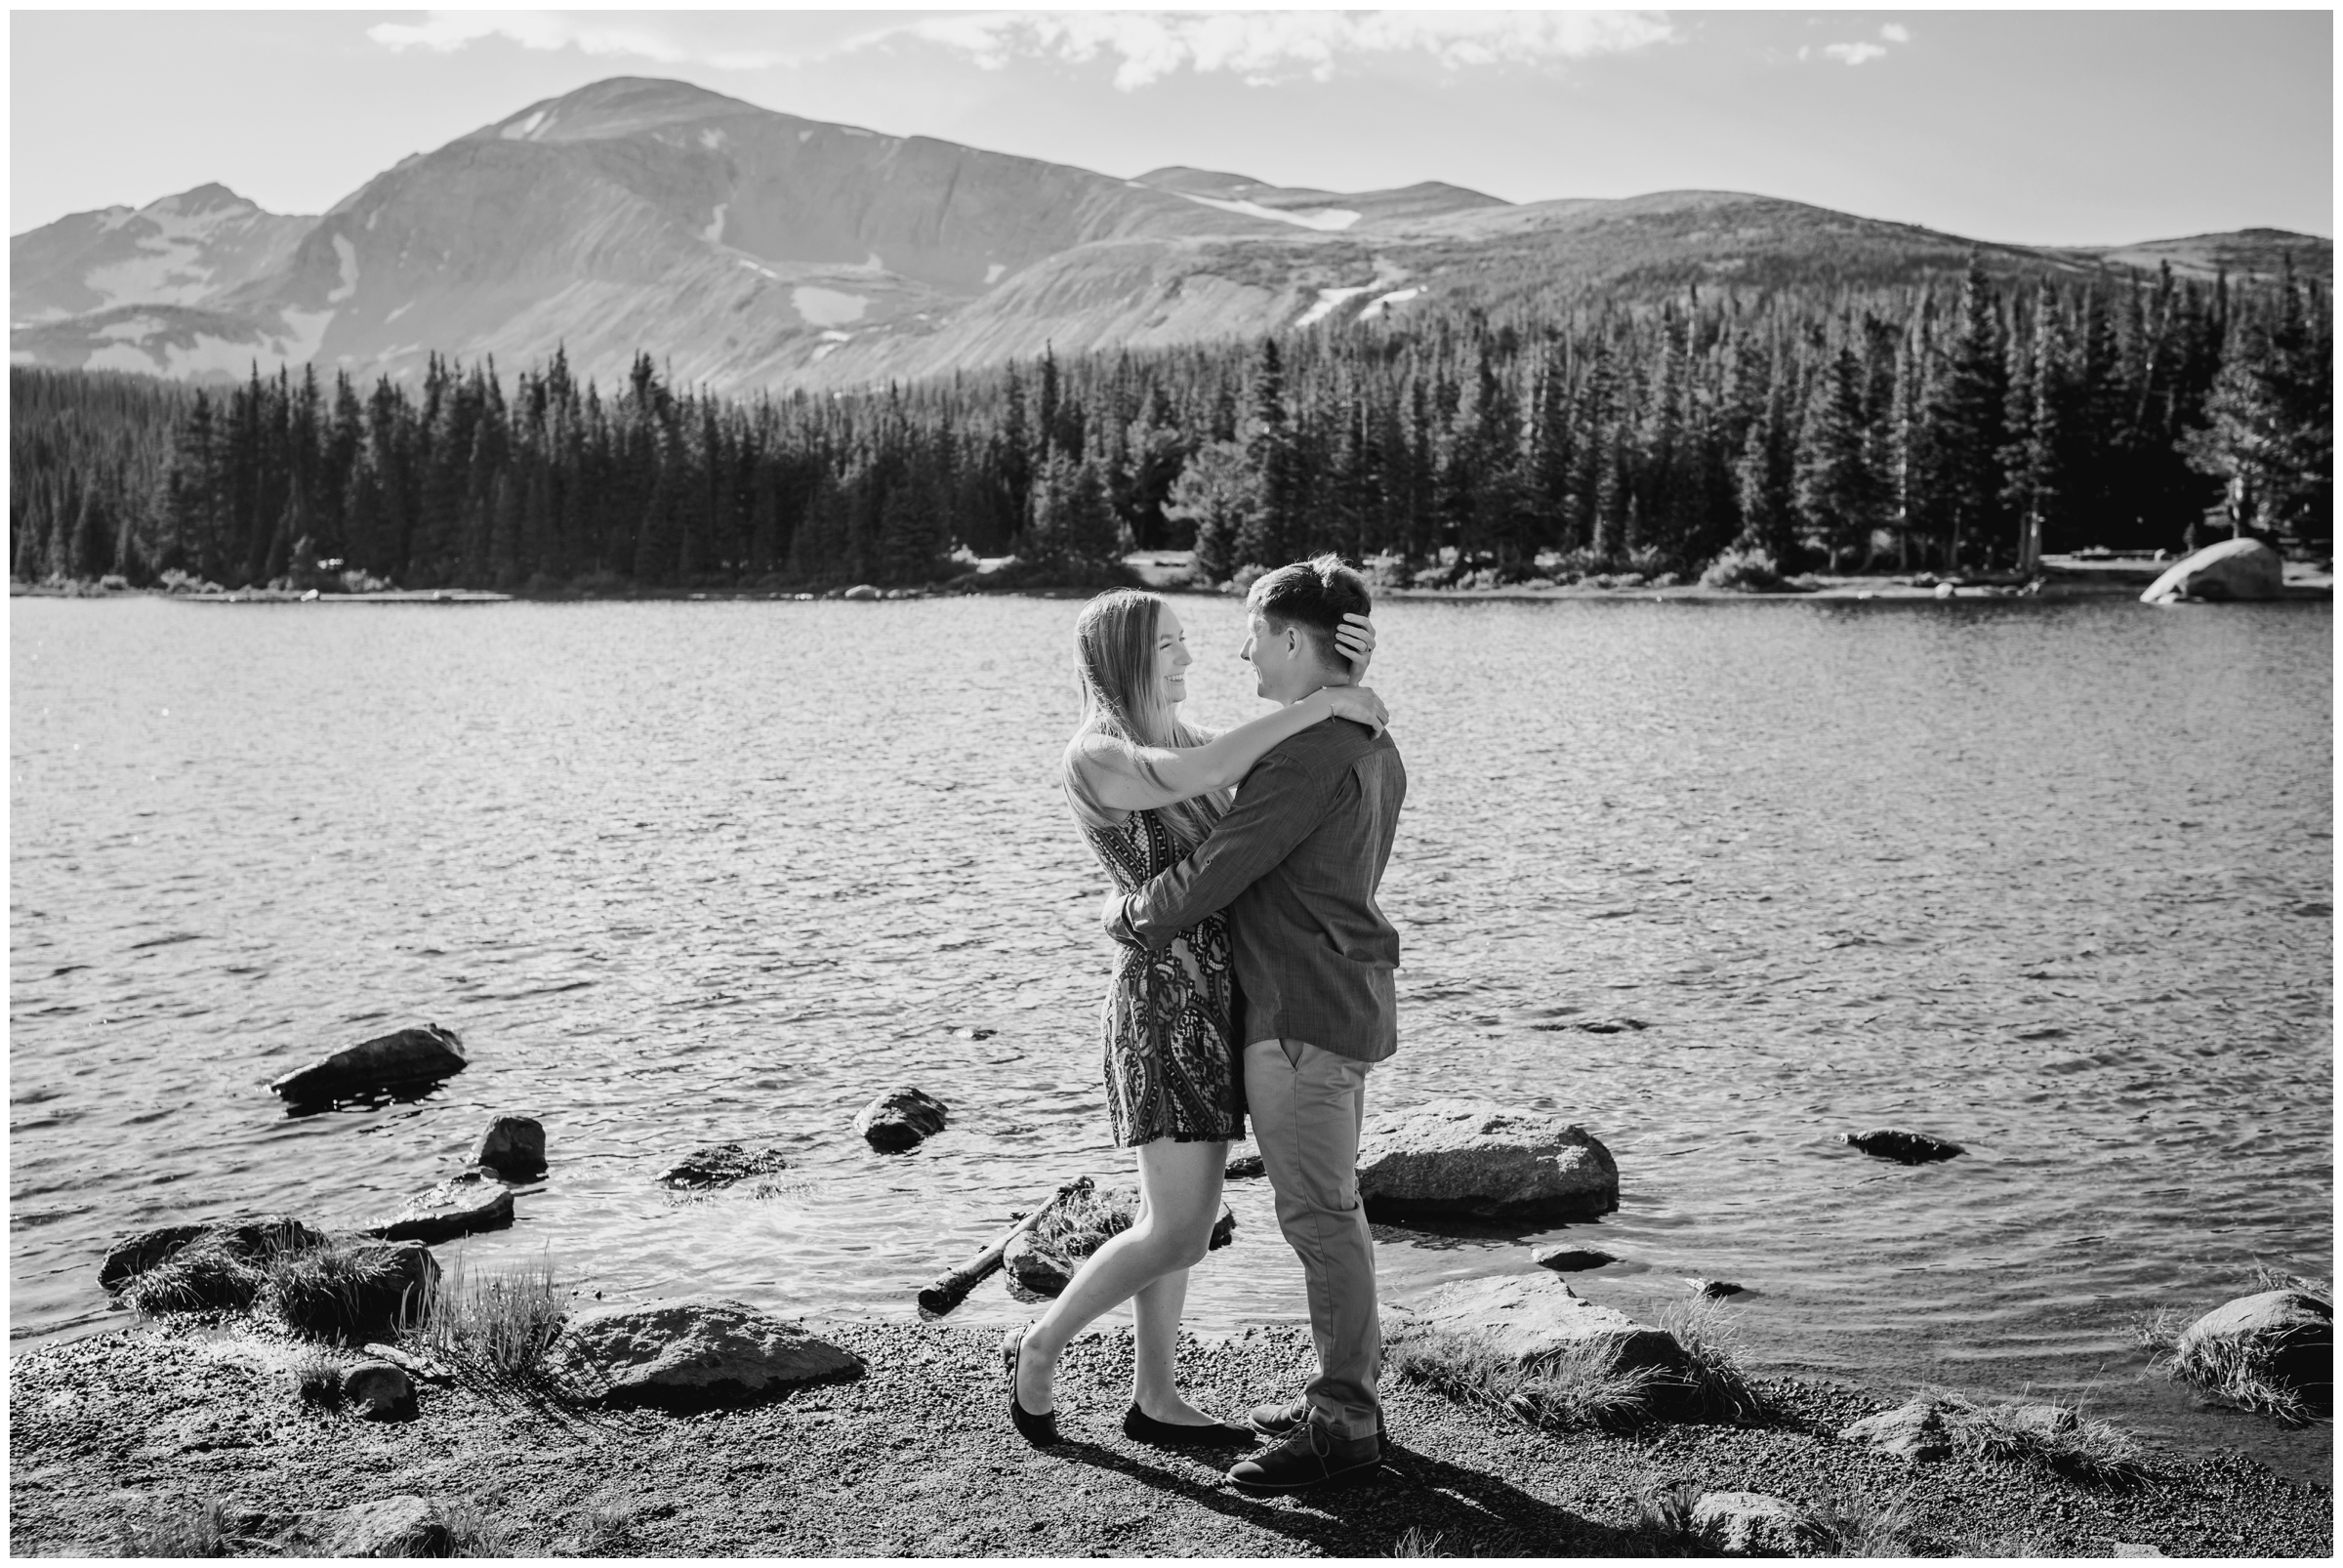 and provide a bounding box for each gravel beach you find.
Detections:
[9,1315,2330,1557]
